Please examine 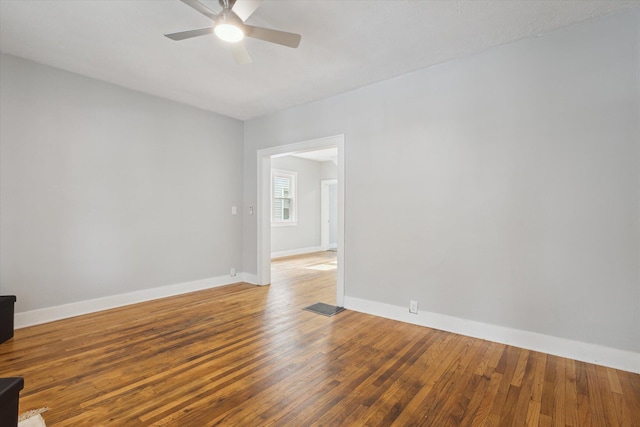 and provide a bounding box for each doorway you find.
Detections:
[321,179,338,251]
[256,134,345,307]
